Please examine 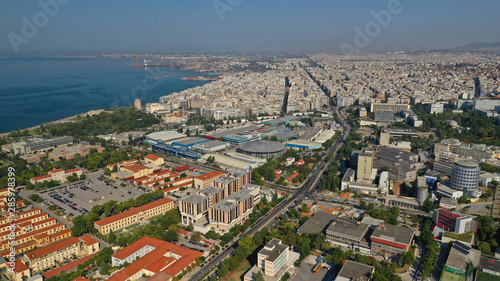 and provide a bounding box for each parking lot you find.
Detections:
[177,236,212,252]
[22,171,146,217]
